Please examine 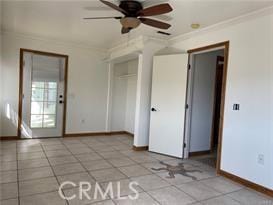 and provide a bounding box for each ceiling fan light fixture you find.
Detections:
[120,17,141,29]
